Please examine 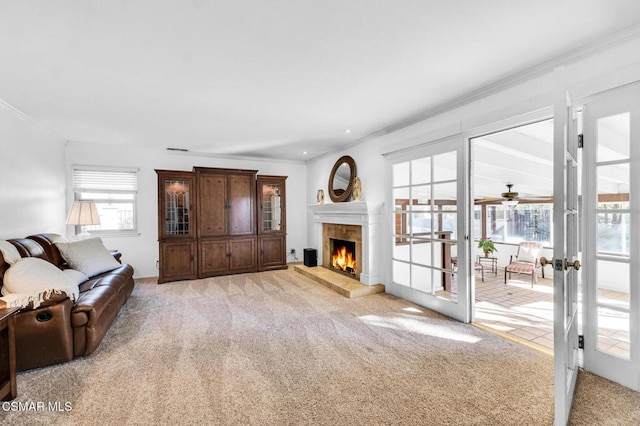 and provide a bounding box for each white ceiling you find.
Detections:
[1,1,640,162]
